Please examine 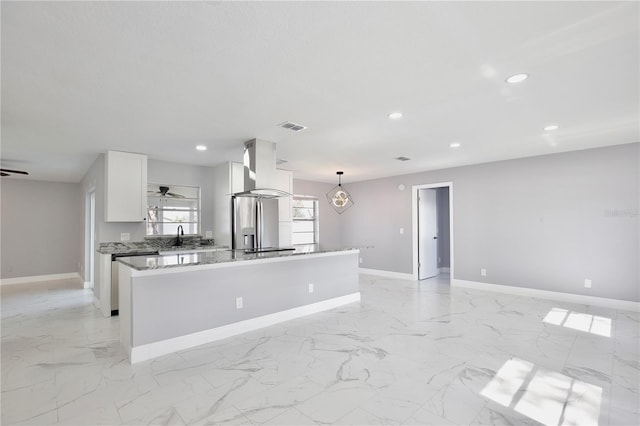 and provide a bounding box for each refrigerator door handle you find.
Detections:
[256,199,263,249]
